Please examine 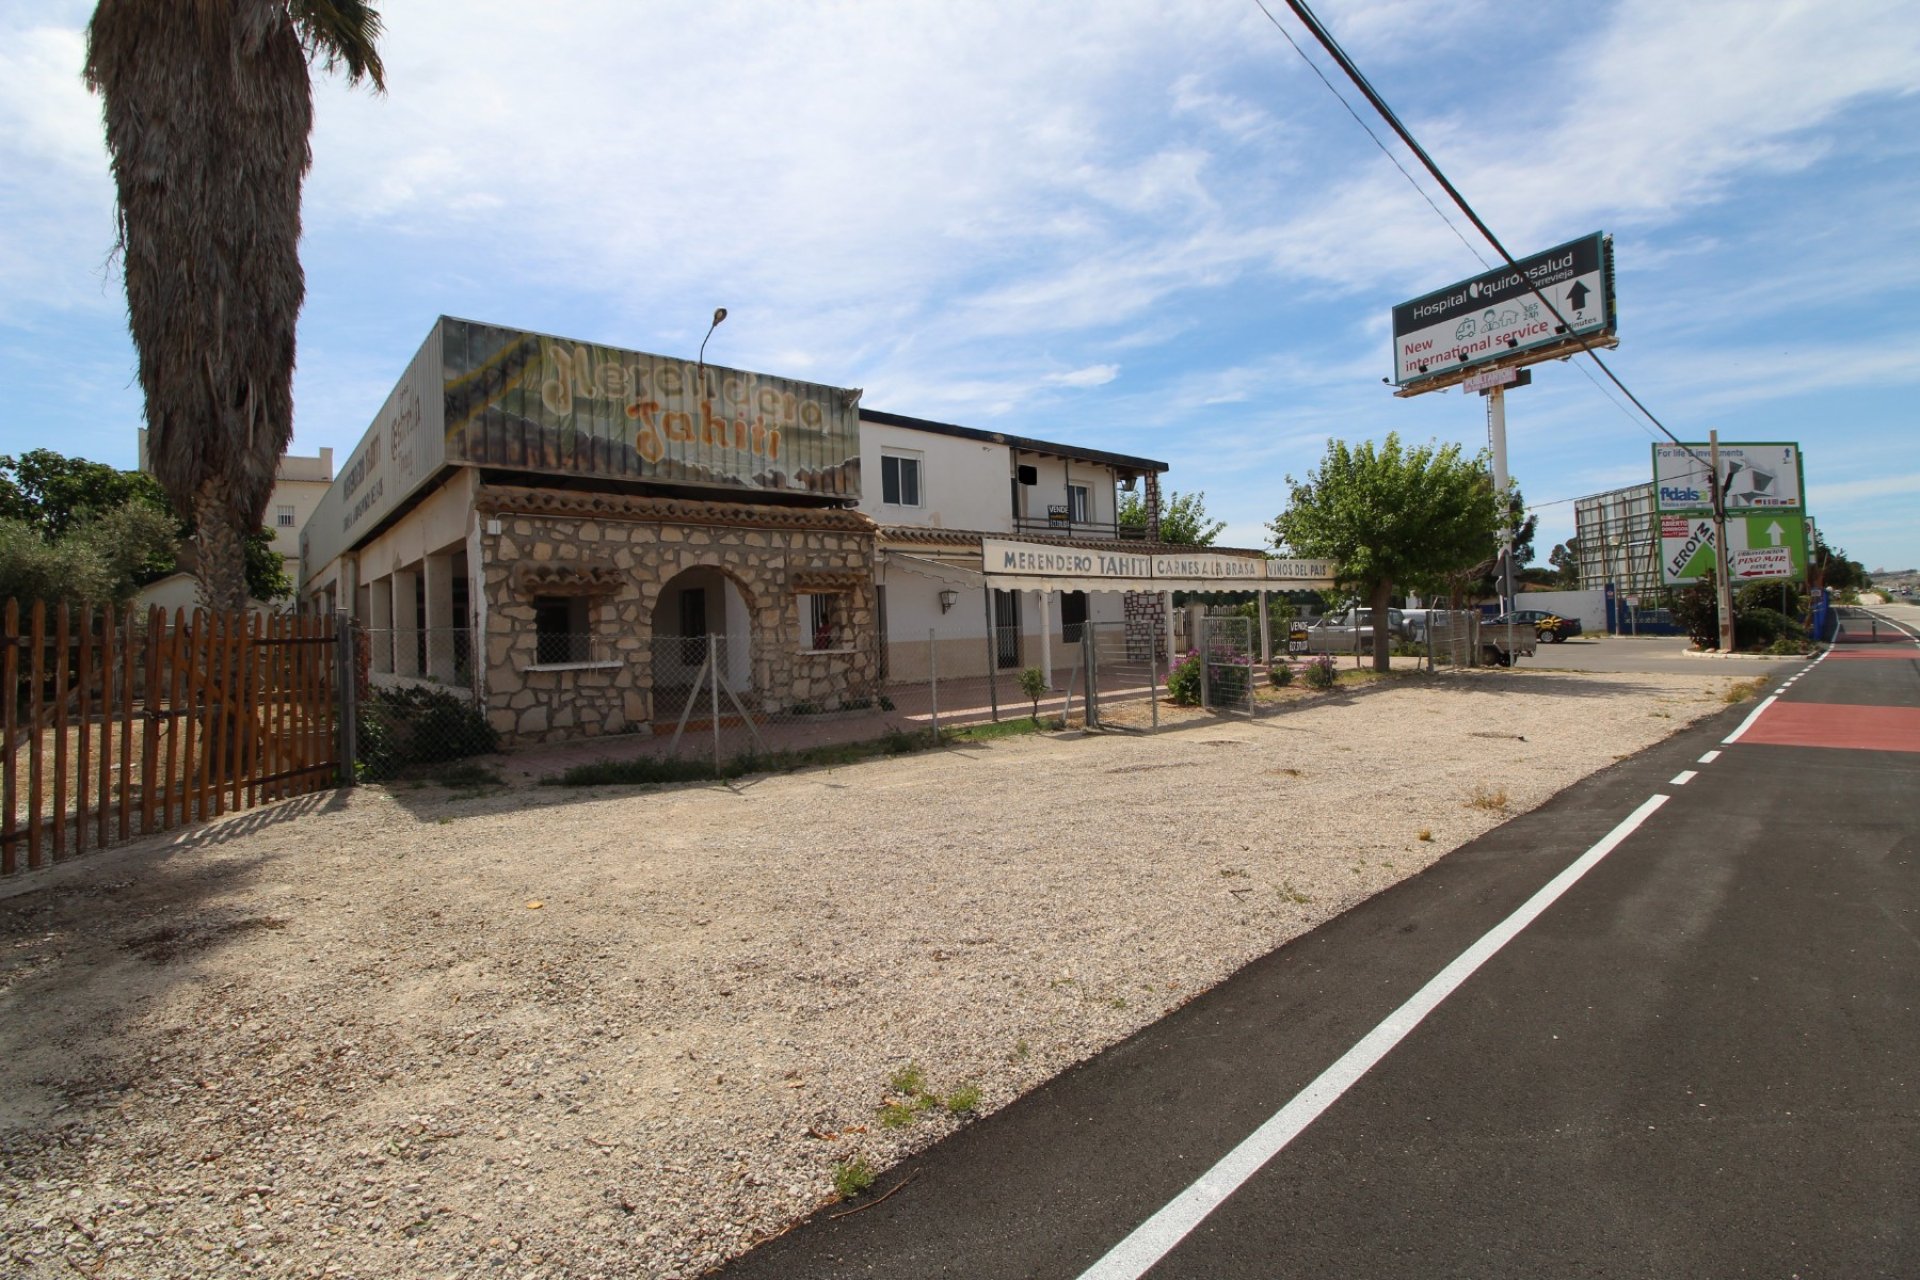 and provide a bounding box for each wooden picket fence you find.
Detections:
[1,601,343,876]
